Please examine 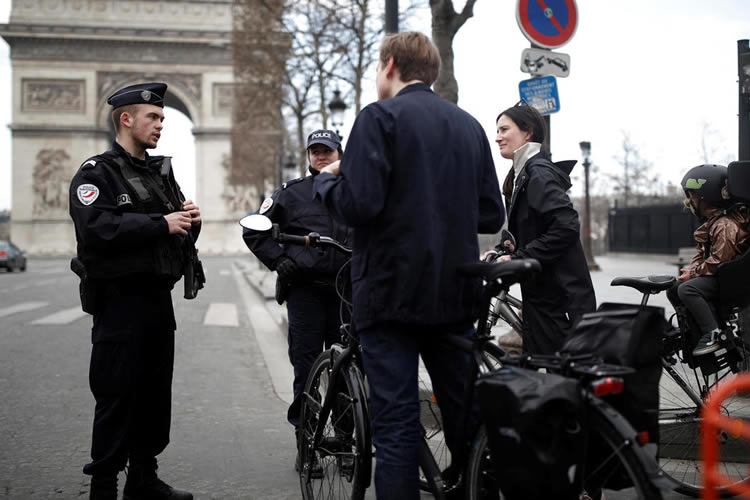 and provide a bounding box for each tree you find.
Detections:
[606,132,659,208]
[429,0,478,104]
[231,0,289,208]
